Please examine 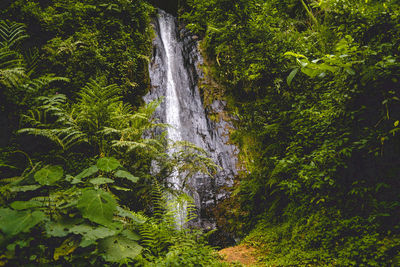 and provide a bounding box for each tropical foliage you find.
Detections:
[2,0,400,265]
[0,0,221,265]
[182,0,400,265]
